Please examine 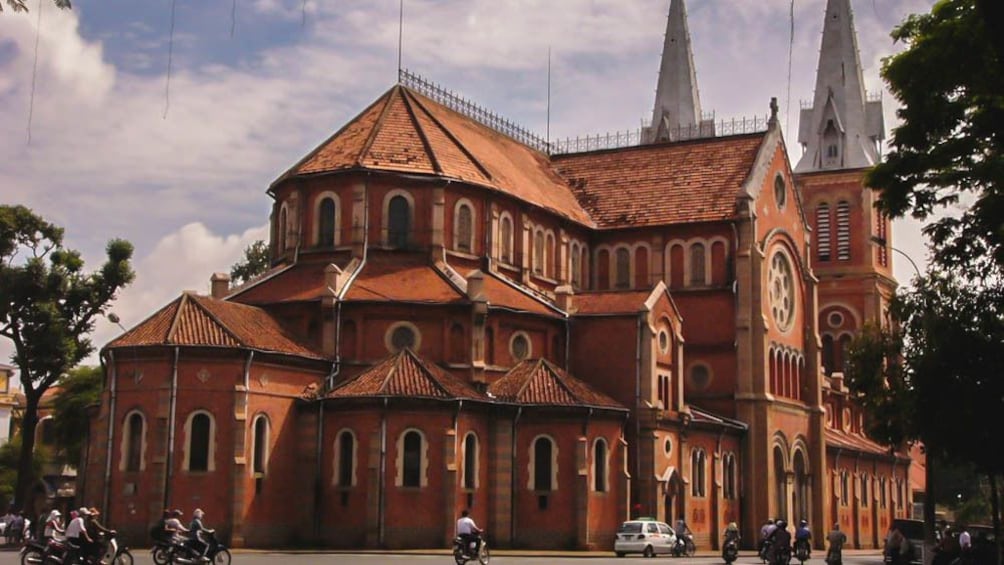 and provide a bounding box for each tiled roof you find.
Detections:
[327,349,485,401]
[573,290,653,315]
[552,133,766,228]
[478,272,561,317]
[106,293,323,359]
[345,253,465,304]
[278,85,594,226]
[689,406,748,431]
[825,428,893,457]
[229,262,327,304]
[488,359,625,410]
